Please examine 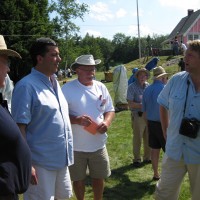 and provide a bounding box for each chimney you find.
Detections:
[188,9,194,16]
